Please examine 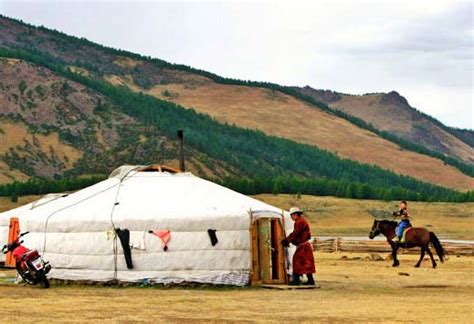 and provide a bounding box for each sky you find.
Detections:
[1,0,472,129]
